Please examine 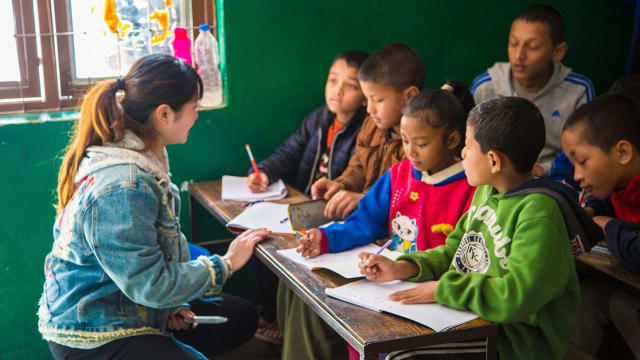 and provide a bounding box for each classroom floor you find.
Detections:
[215,337,281,360]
